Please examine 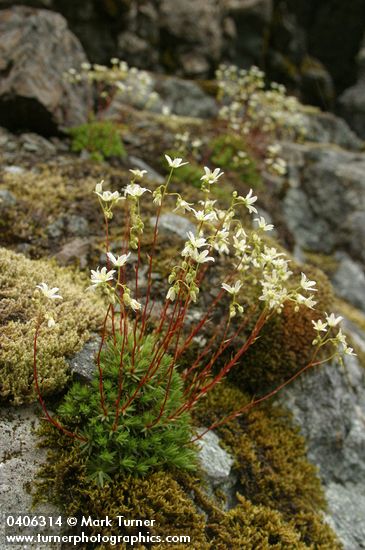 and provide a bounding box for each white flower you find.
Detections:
[237,189,258,214]
[336,328,347,345]
[124,183,151,198]
[95,180,104,194]
[213,229,230,255]
[191,249,215,264]
[343,346,356,356]
[200,167,224,185]
[107,252,131,267]
[36,283,62,300]
[312,319,328,332]
[186,231,207,249]
[267,144,282,156]
[222,281,242,295]
[129,169,148,179]
[173,197,194,213]
[97,190,122,202]
[296,294,317,309]
[90,267,116,288]
[325,313,343,327]
[165,154,189,169]
[254,216,274,232]
[166,286,177,301]
[194,210,217,222]
[47,317,56,328]
[130,298,142,311]
[123,290,141,311]
[300,273,317,292]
